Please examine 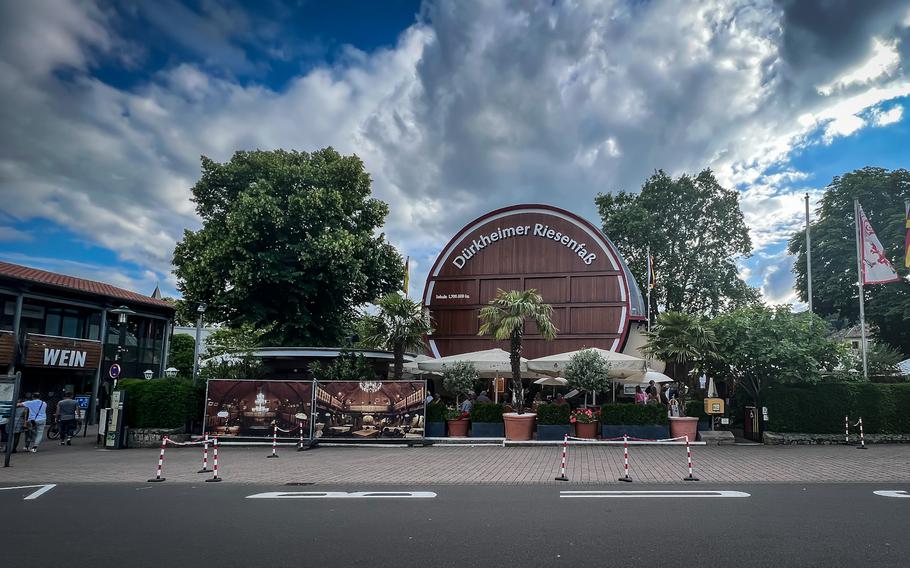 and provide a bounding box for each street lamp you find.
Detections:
[192,303,207,385]
[164,367,179,379]
[143,369,154,380]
